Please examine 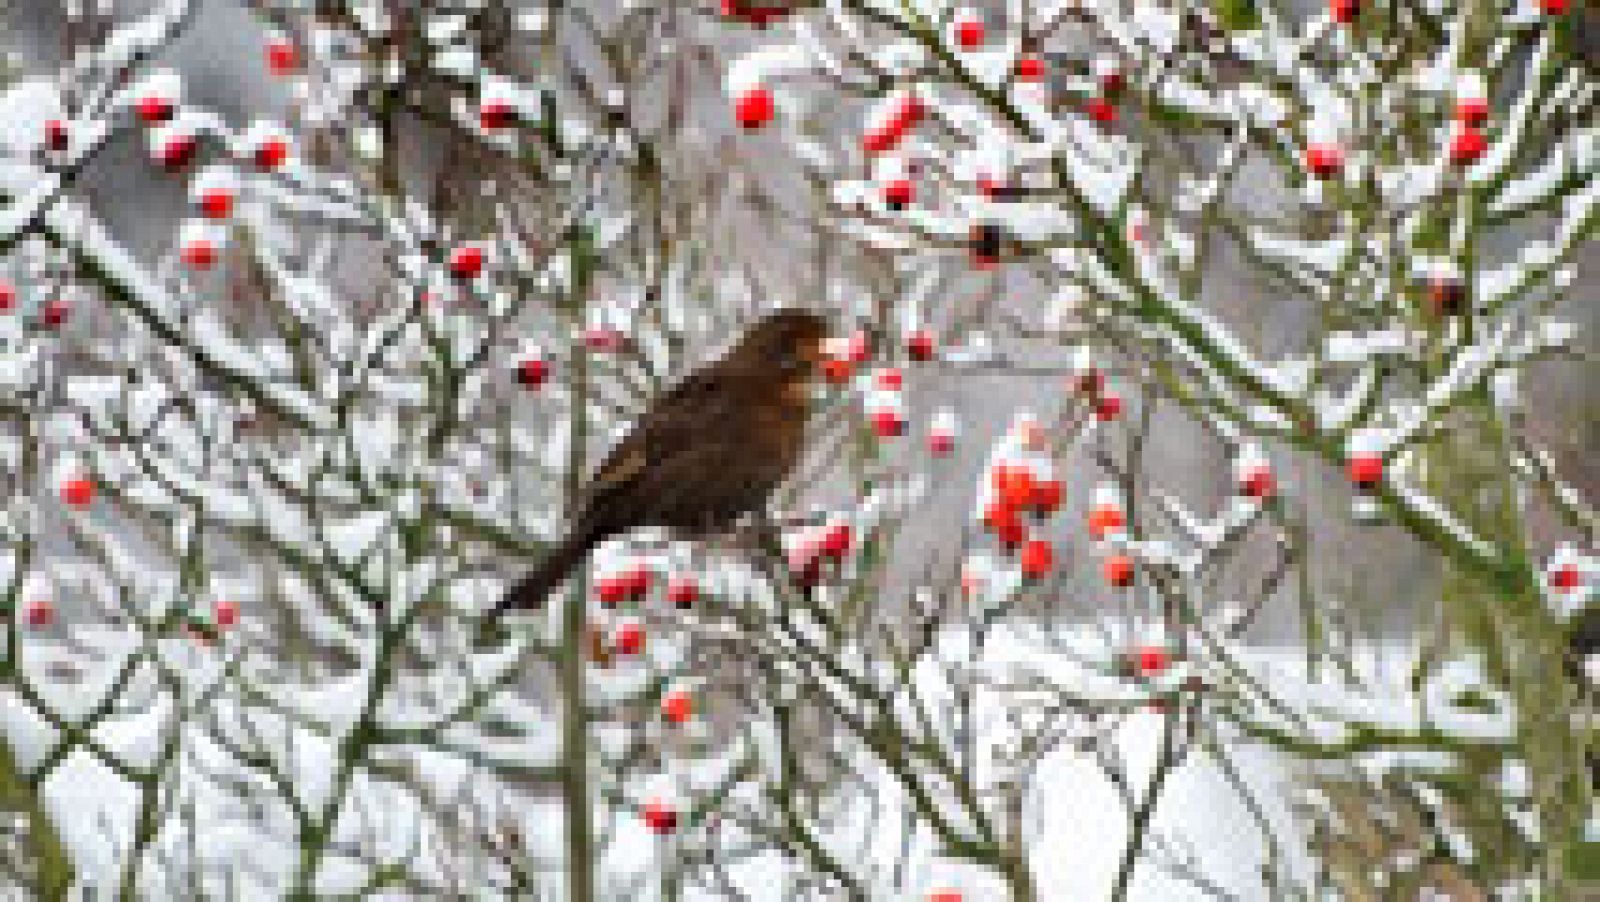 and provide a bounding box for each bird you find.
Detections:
[484,309,831,623]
